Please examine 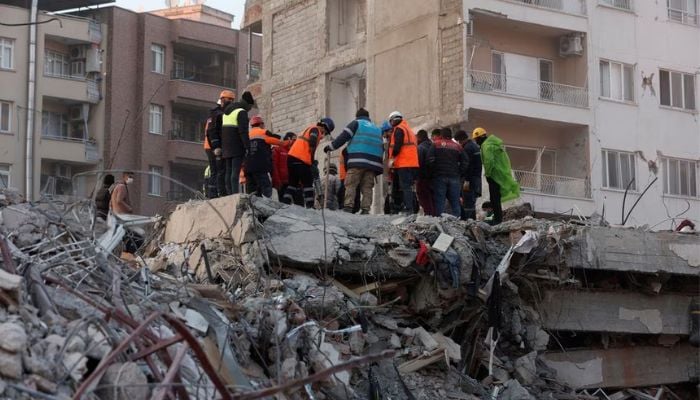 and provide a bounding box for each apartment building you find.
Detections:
[248,0,700,227]
[0,1,108,201]
[84,4,262,216]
